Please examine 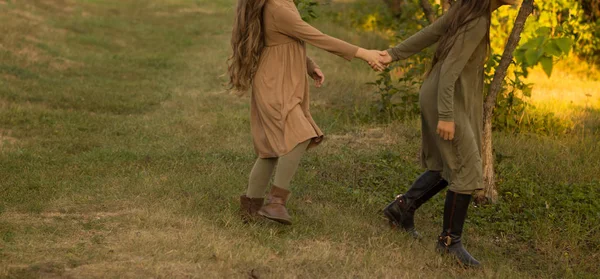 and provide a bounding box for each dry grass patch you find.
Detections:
[1,2,76,72]
[328,127,398,148]
[9,9,45,23]
[0,74,18,80]
[177,7,215,15]
[0,204,526,278]
[39,0,77,13]
[0,129,19,150]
